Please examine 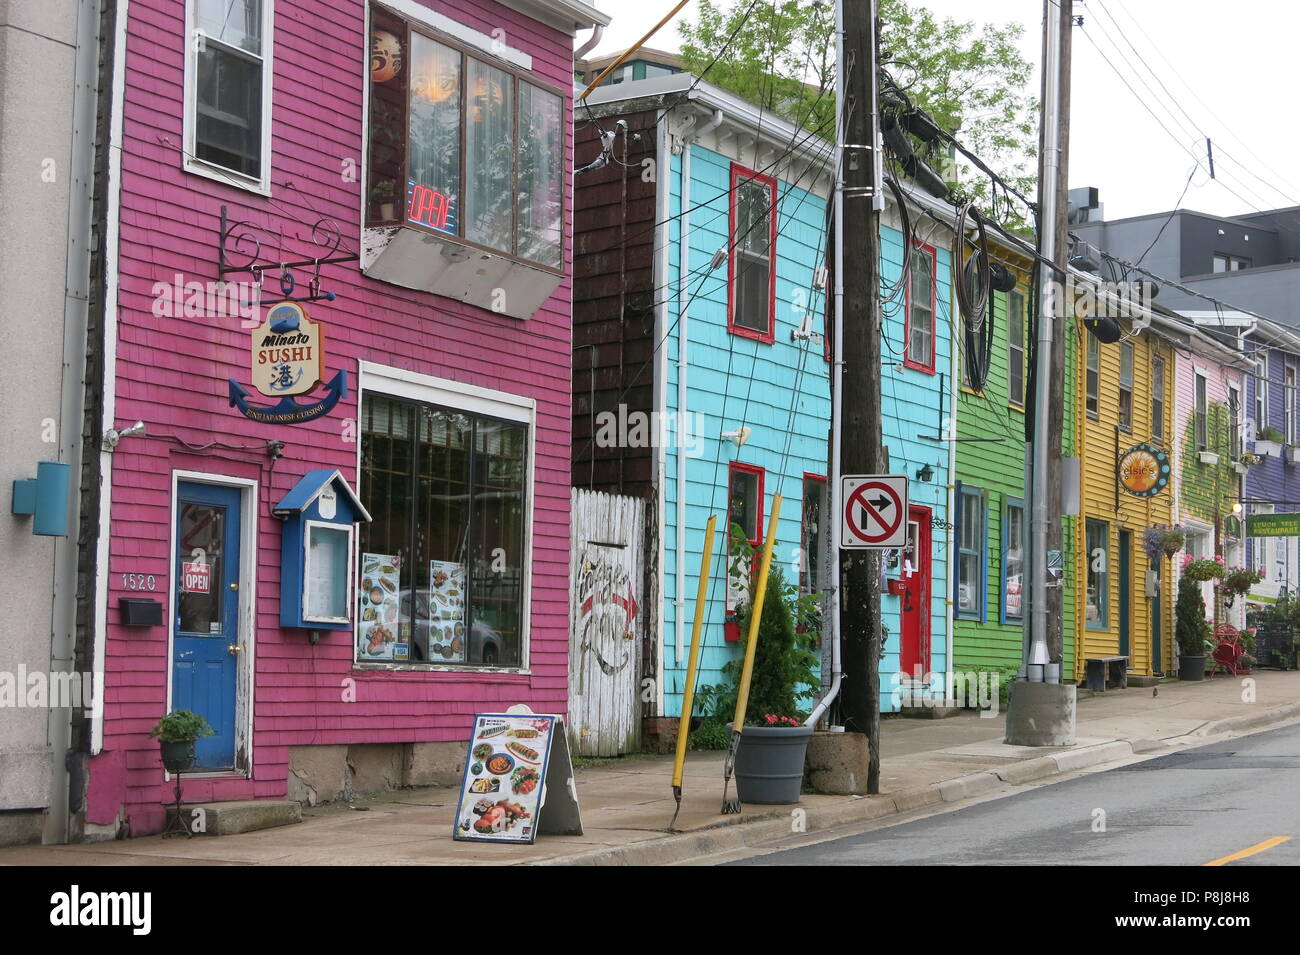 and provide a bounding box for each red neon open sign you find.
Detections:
[406,182,453,231]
